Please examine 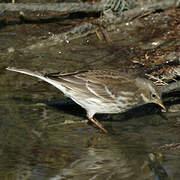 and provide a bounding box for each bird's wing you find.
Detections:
[47,70,138,101]
[7,68,137,101]
[85,76,137,101]
[45,71,91,95]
